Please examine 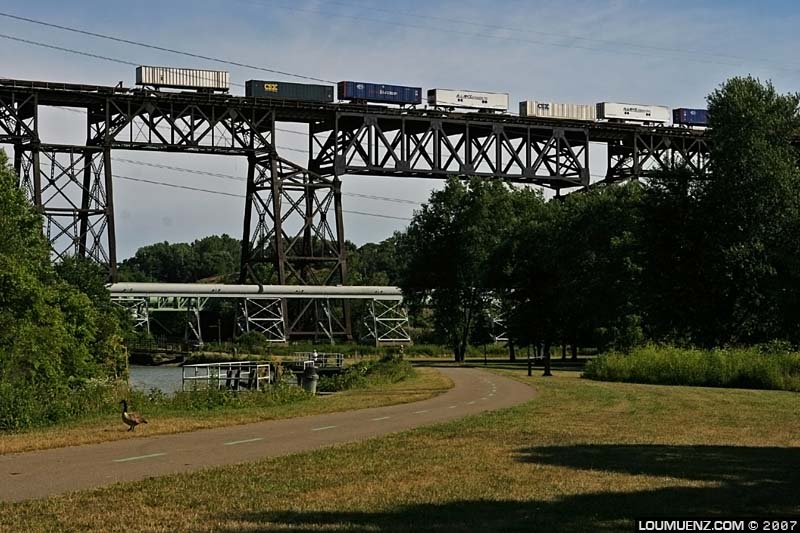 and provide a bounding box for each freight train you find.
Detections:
[133,66,709,127]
